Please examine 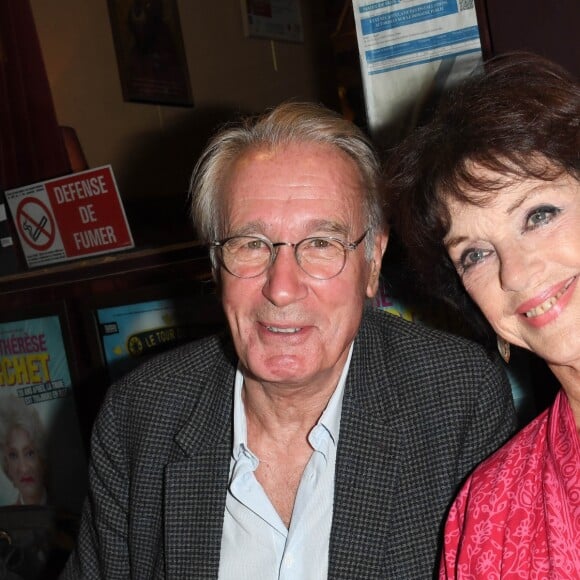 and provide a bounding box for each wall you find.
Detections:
[30,0,339,244]
[480,0,579,78]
